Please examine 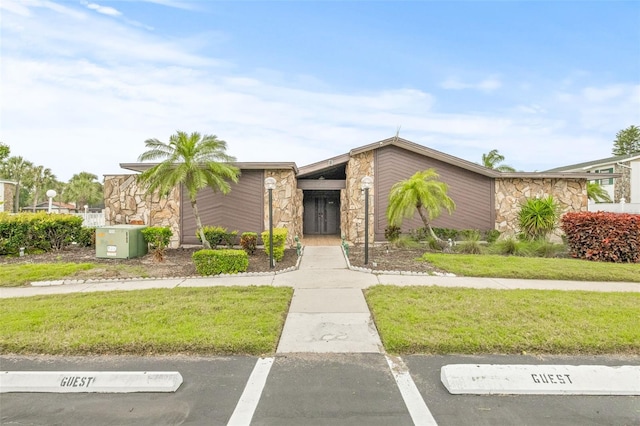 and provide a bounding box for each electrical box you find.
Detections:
[95,225,148,259]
